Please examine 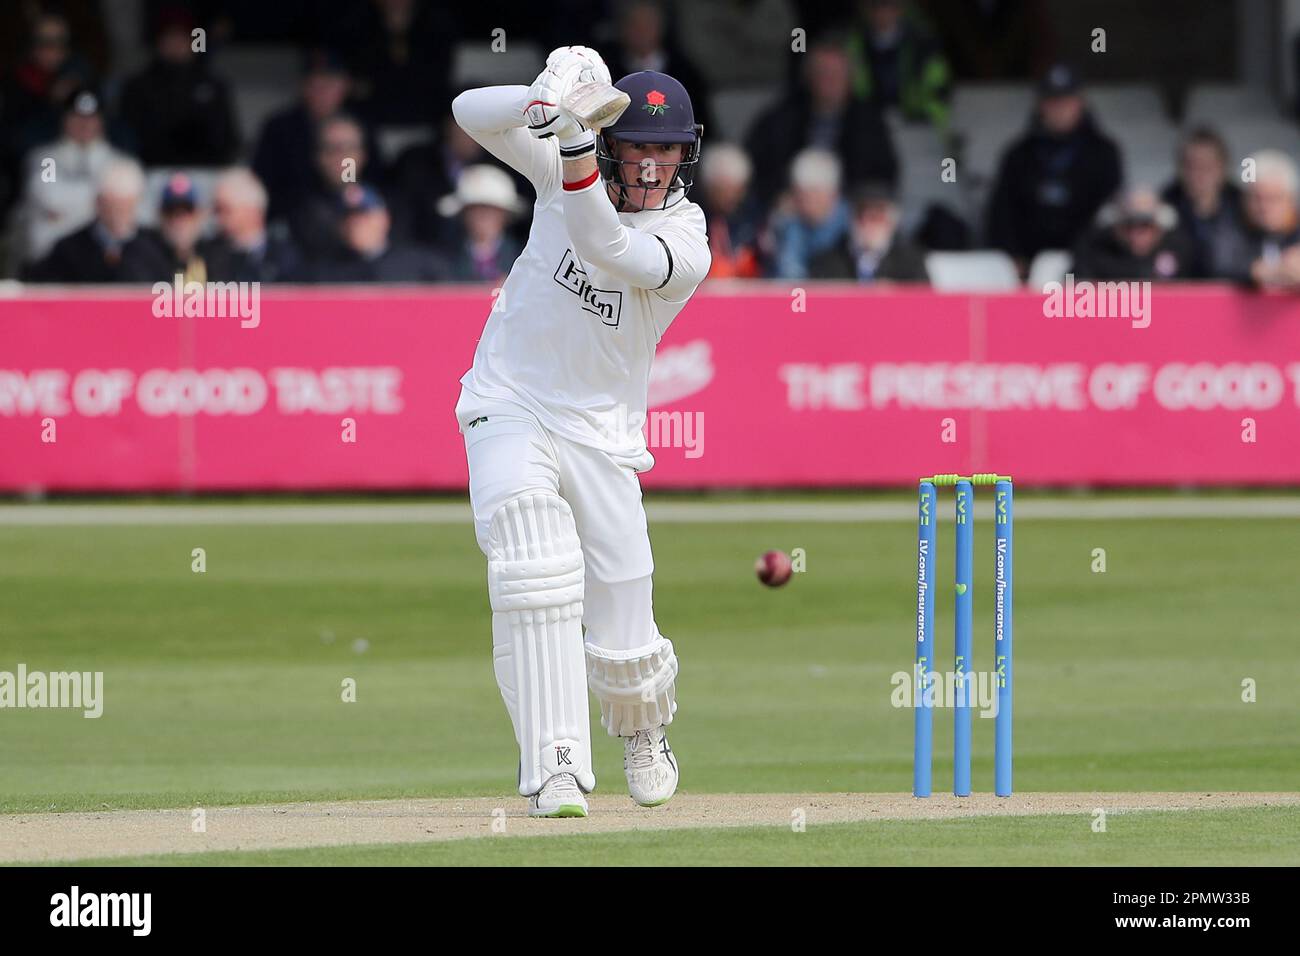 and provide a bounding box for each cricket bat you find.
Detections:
[564,82,631,131]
